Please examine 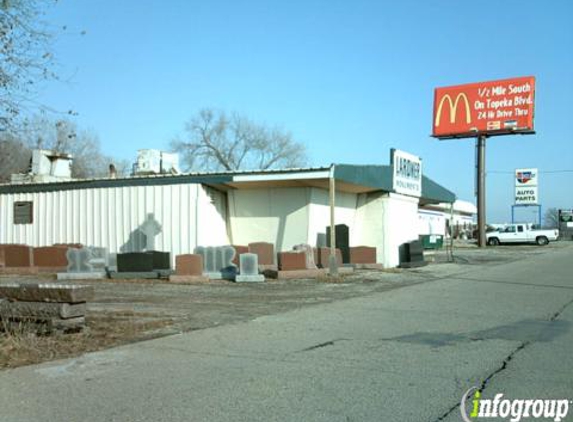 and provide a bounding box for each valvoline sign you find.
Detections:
[515,168,538,187]
[432,76,535,138]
